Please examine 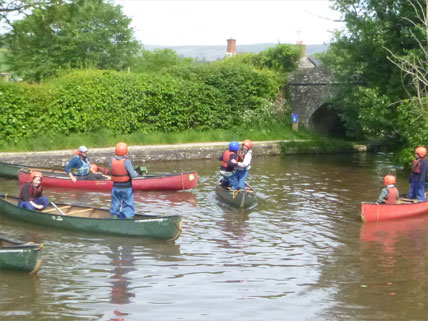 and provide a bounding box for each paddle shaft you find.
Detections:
[51,202,66,215]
